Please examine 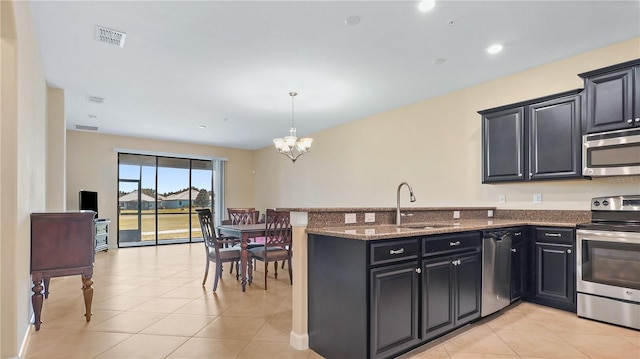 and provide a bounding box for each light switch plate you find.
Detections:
[345,213,357,224]
[488,210,494,218]
[365,213,375,223]
[499,194,506,204]
[453,211,460,219]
